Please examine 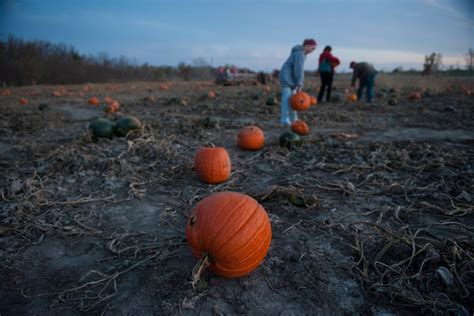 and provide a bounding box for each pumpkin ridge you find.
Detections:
[216,150,231,180]
[195,194,241,251]
[212,225,271,274]
[212,227,271,276]
[196,196,236,251]
[205,197,252,252]
[209,202,261,257]
[214,210,270,262]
